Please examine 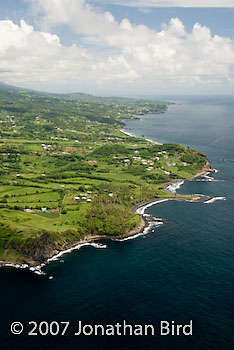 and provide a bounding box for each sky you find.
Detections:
[0,0,234,96]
